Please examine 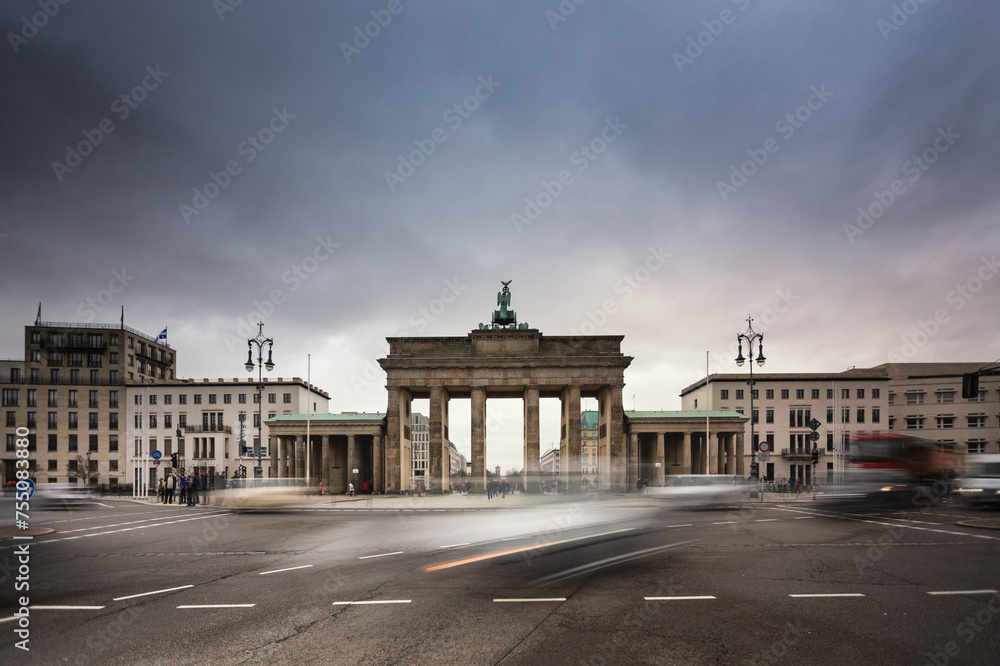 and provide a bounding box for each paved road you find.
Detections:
[2,493,999,665]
